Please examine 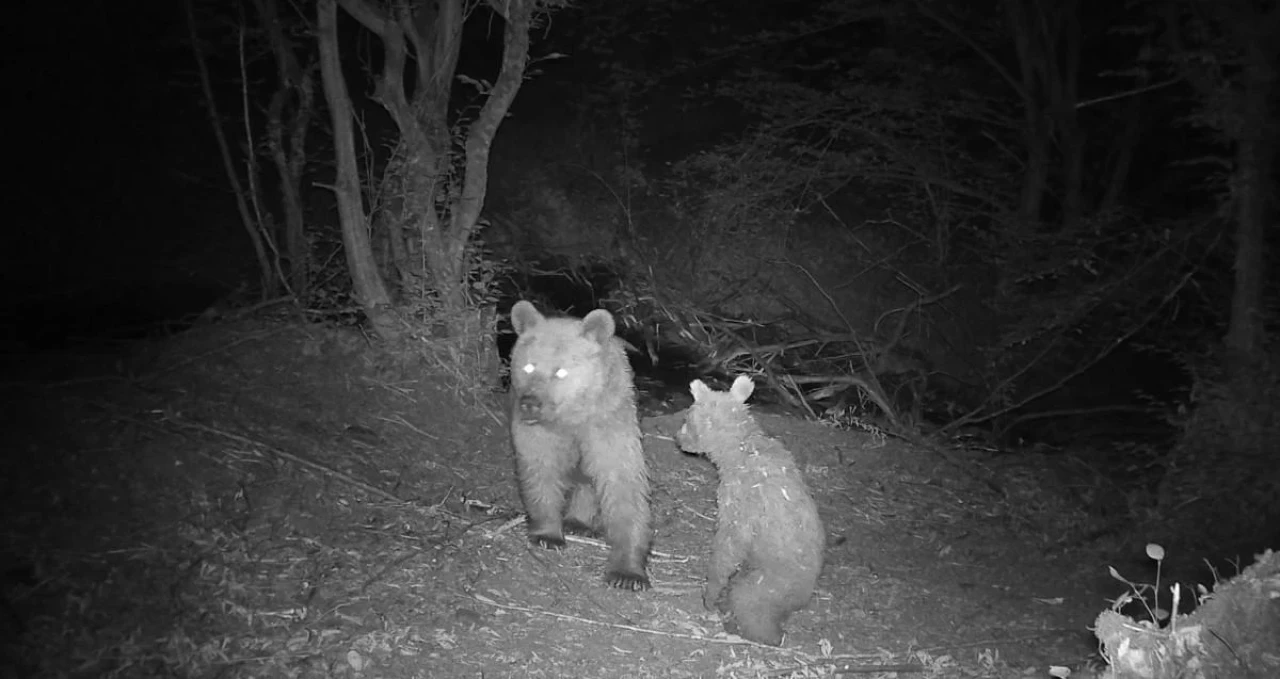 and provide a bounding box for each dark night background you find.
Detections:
[2,0,1277,675]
